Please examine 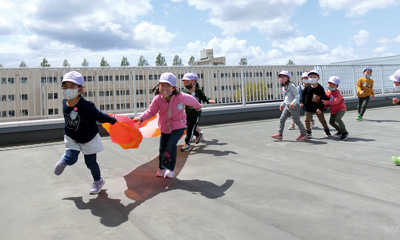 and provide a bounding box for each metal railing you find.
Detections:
[0,64,399,122]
